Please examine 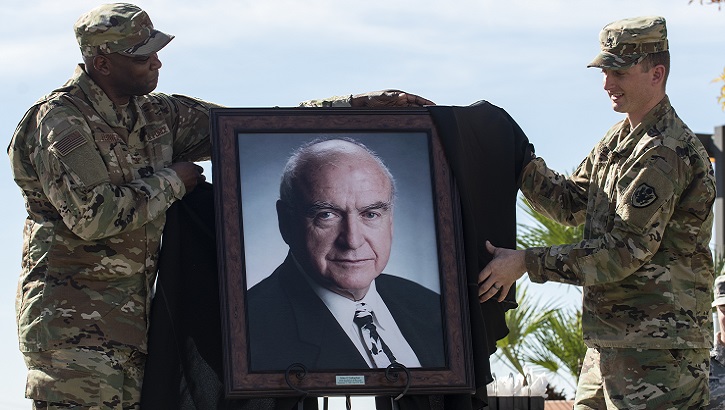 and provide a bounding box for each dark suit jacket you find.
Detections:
[247,254,445,371]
